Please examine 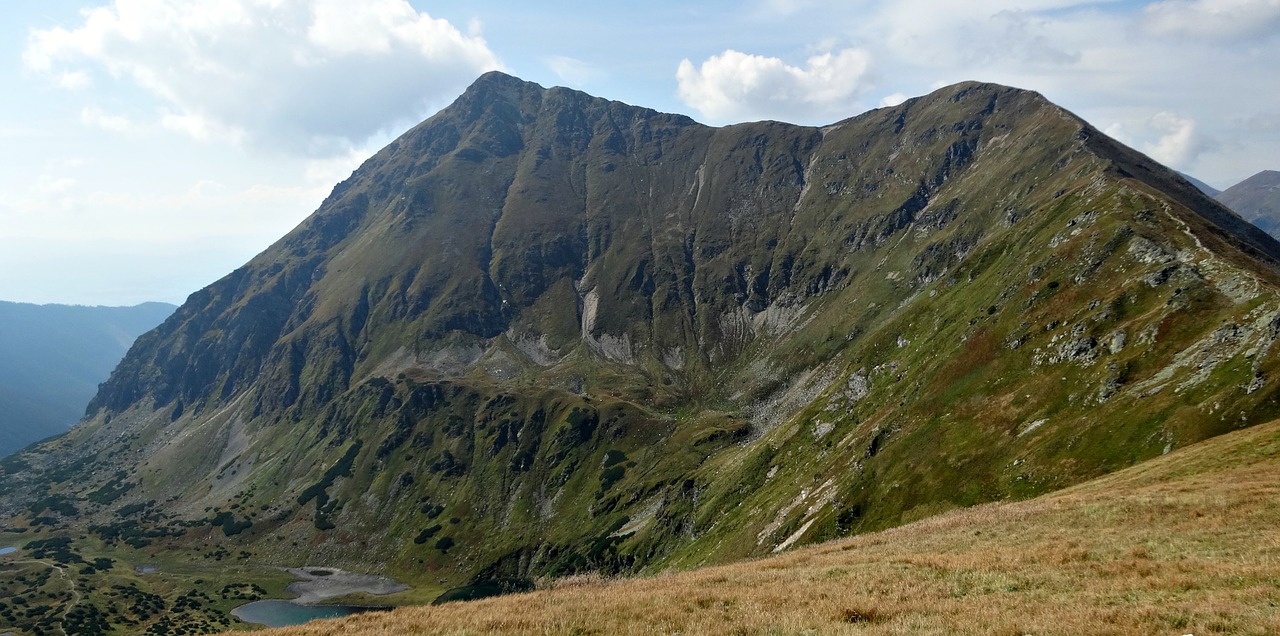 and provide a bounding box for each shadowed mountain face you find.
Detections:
[0,301,175,458]
[1218,170,1280,237]
[6,73,1280,598]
